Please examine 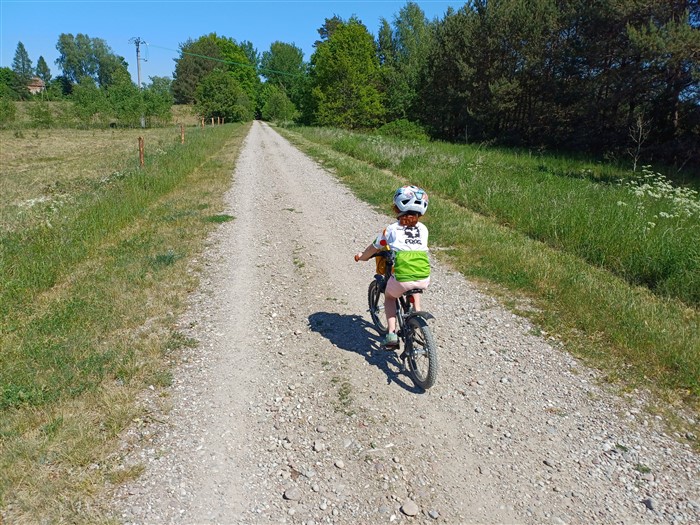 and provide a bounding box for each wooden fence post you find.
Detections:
[211,117,215,126]
[138,137,144,167]
[180,123,185,144]
[201,118,204,128]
